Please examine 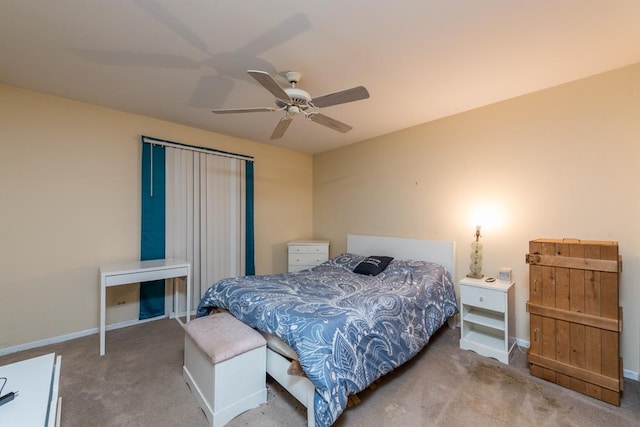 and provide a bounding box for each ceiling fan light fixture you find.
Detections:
[288,105,300,114]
